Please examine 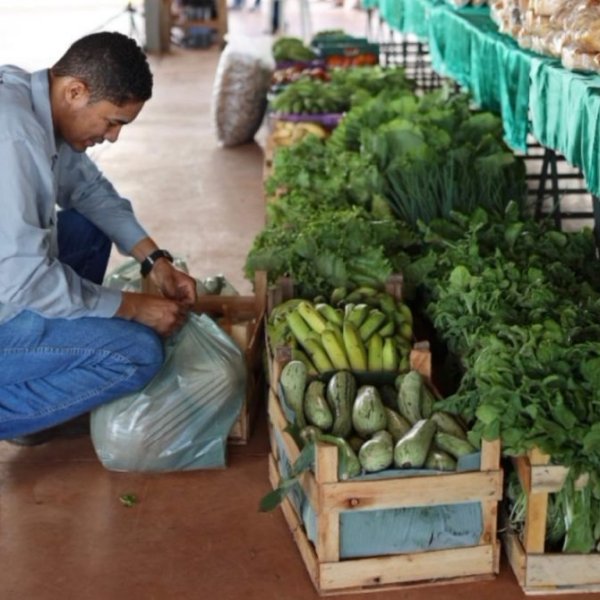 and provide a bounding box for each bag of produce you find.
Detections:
[212,35,274,147]
[91,313,246,472]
